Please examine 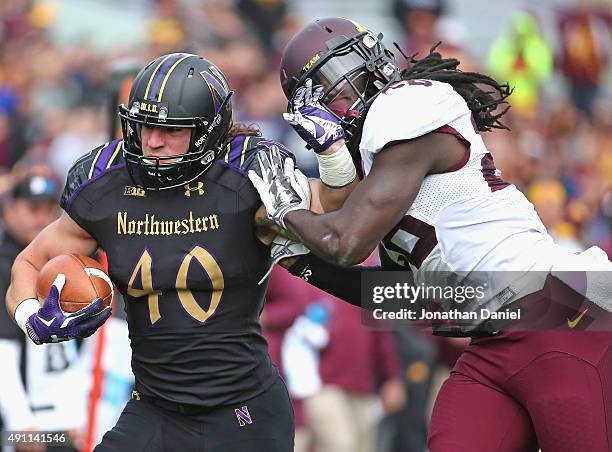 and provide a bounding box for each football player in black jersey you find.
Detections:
[4,53,346,451]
